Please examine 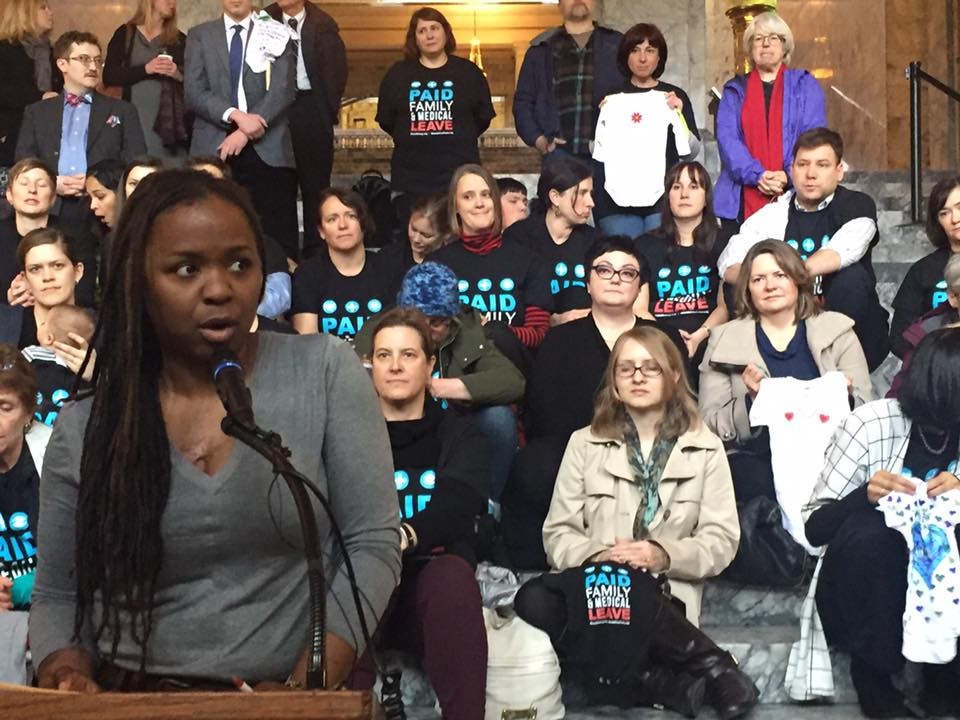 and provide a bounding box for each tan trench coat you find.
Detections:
[542,421,740,625]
